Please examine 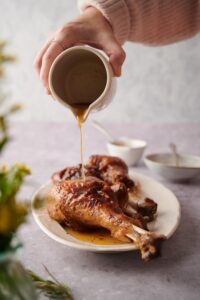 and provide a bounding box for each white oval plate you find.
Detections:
[32,172,181,253]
